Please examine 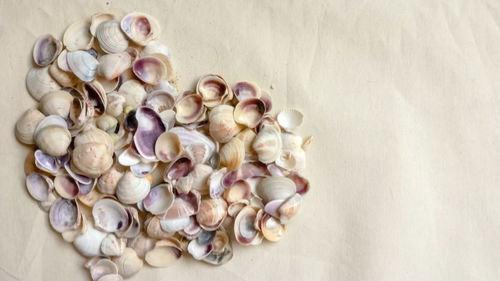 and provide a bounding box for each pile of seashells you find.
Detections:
[16,12,312,281]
